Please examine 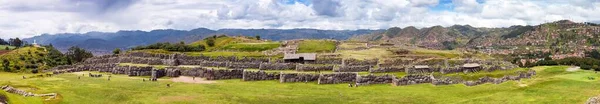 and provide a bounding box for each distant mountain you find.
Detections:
[353,20,600,50]
[24,28,382,55]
